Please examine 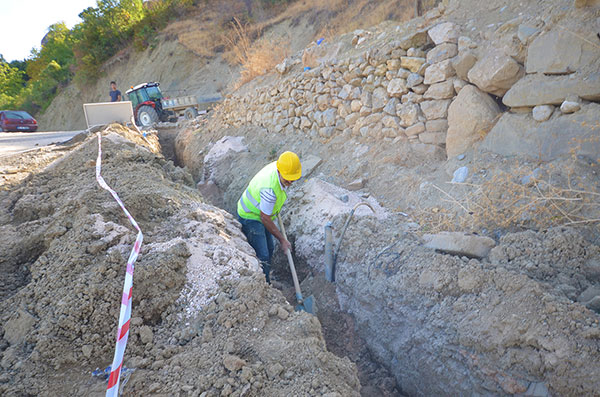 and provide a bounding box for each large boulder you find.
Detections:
[467,51,524,96]
[481,103,600,161]
[526,29,599,74]
[446,85,501,157]
[503,72,600,107]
